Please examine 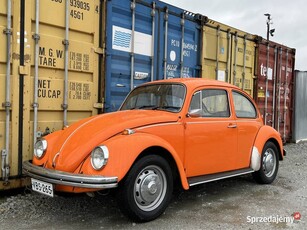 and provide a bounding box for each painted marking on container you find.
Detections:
[112,26,152,56]
[38,45,90,71]
[38,80,61,99]
[260,63,273,80]
[170,50,176,61]
[69,82,91,100]
[134,72,148,80]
